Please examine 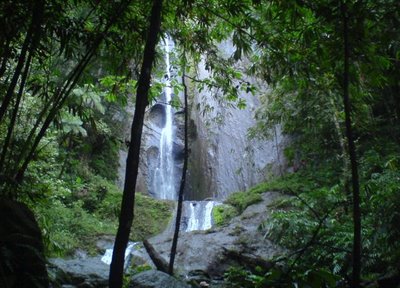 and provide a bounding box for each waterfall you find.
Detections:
[150,37,220,232]
[185,201,220,232]
[101,242,137,270]
[153,37,176,200]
